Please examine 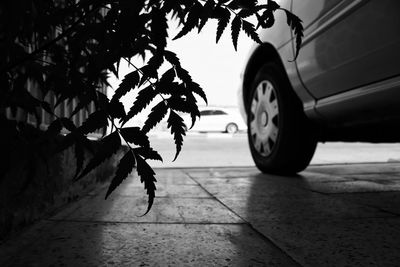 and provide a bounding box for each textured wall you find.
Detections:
[0,140,122,240]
